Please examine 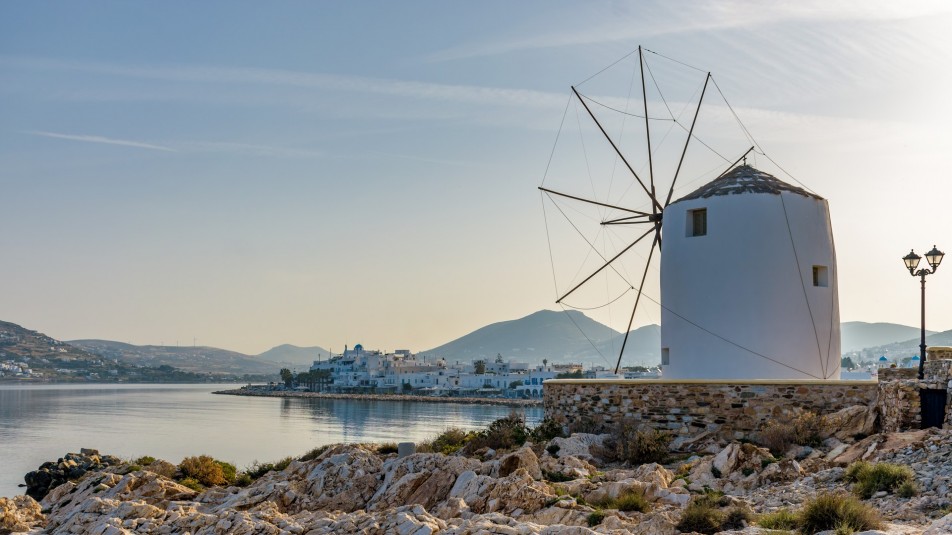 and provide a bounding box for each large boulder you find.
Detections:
[368,453,480,512]
[828,405,878,441]
[496,447,543,480]
[545,434,608,463]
